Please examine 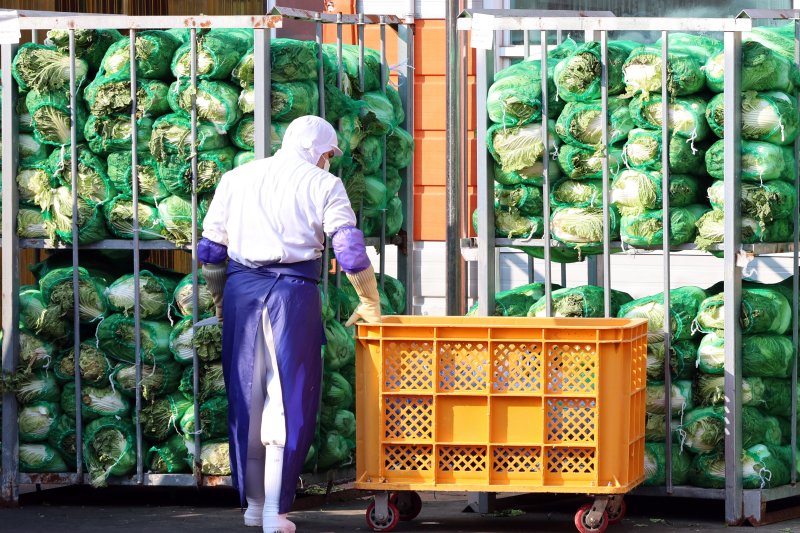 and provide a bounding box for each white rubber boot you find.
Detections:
[262,444,295,533]
[262,514,296,533]
[244,499,264,527]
